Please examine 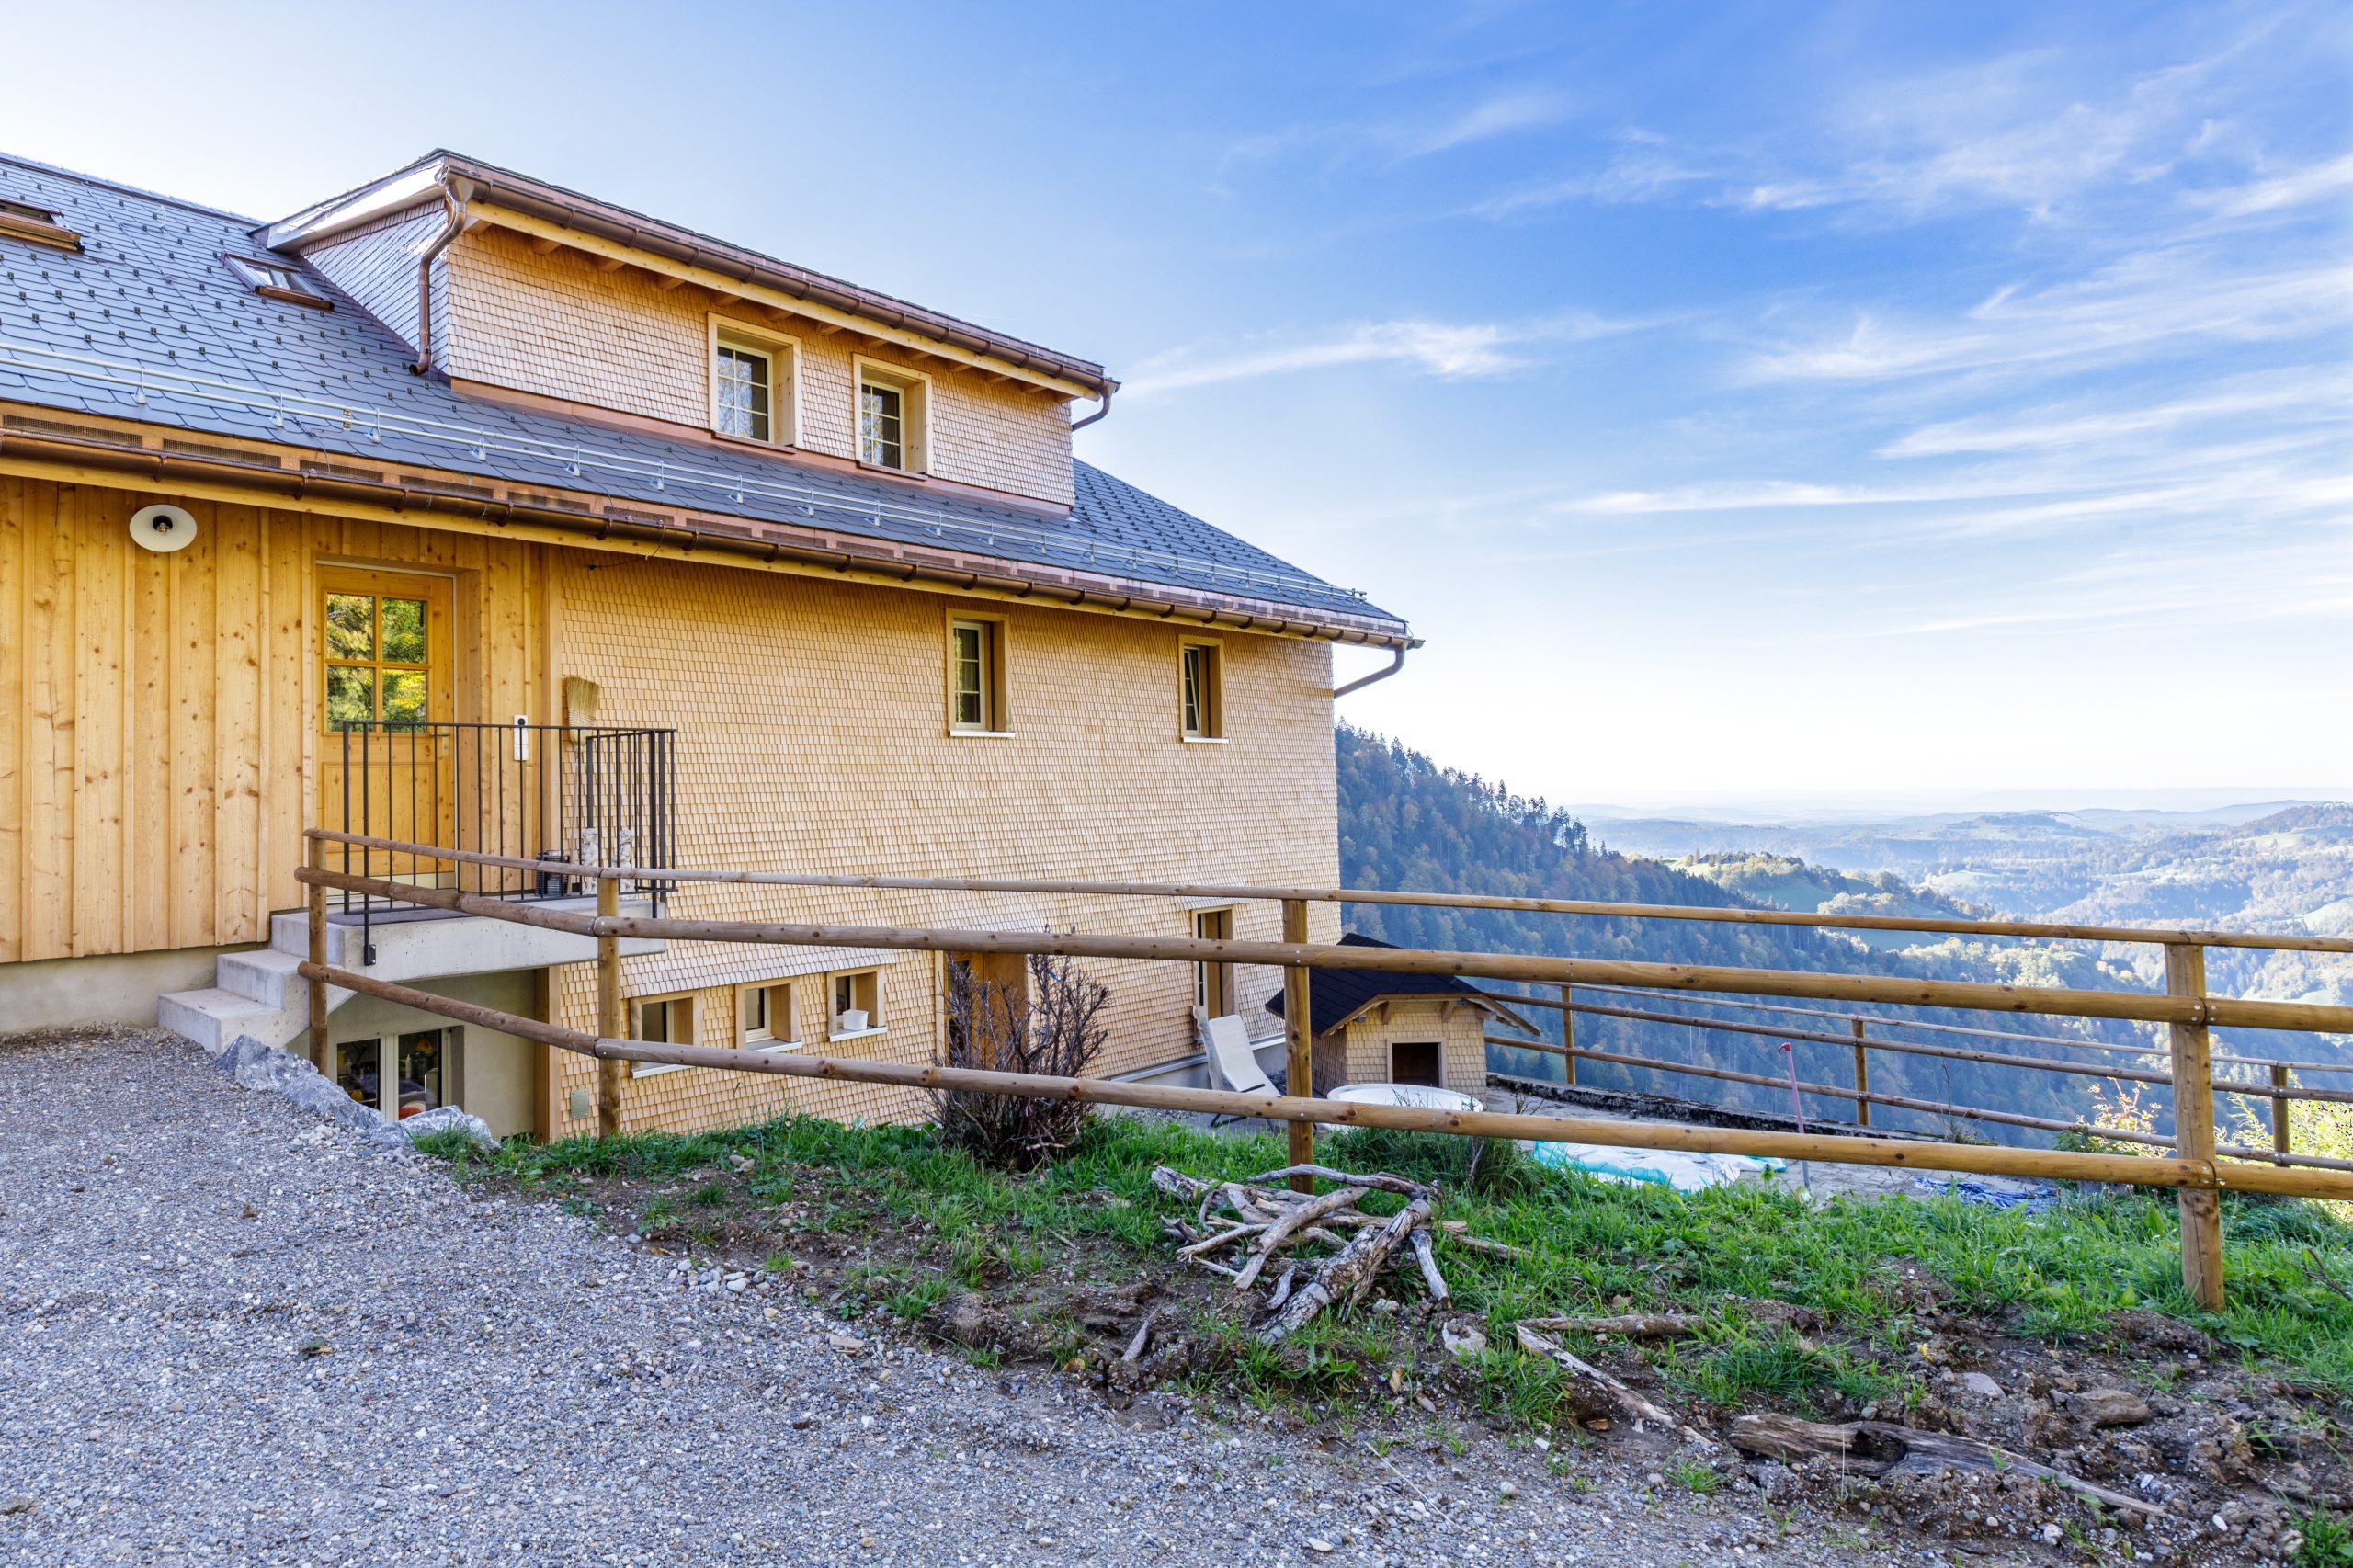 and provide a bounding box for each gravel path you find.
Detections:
[0,1028,1953,1568]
